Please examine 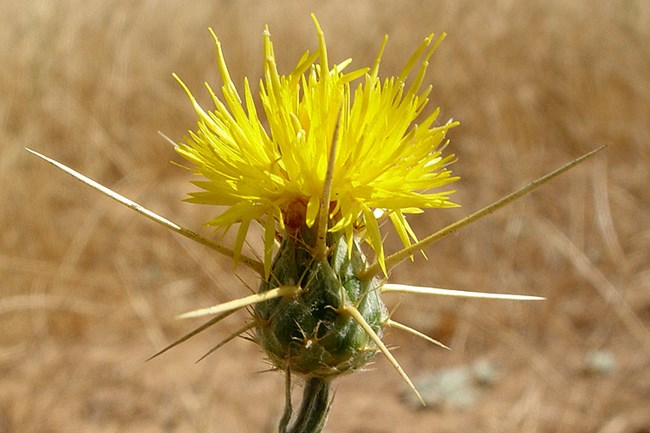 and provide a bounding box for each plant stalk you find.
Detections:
[282,377,331,433]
